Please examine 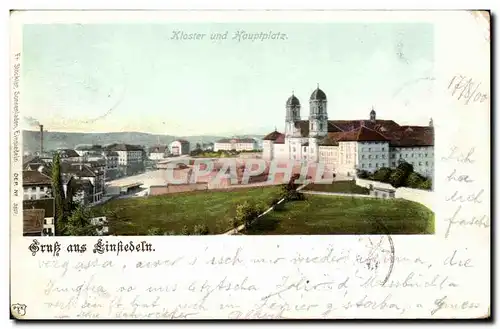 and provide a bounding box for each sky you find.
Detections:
[21,23,434,136]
